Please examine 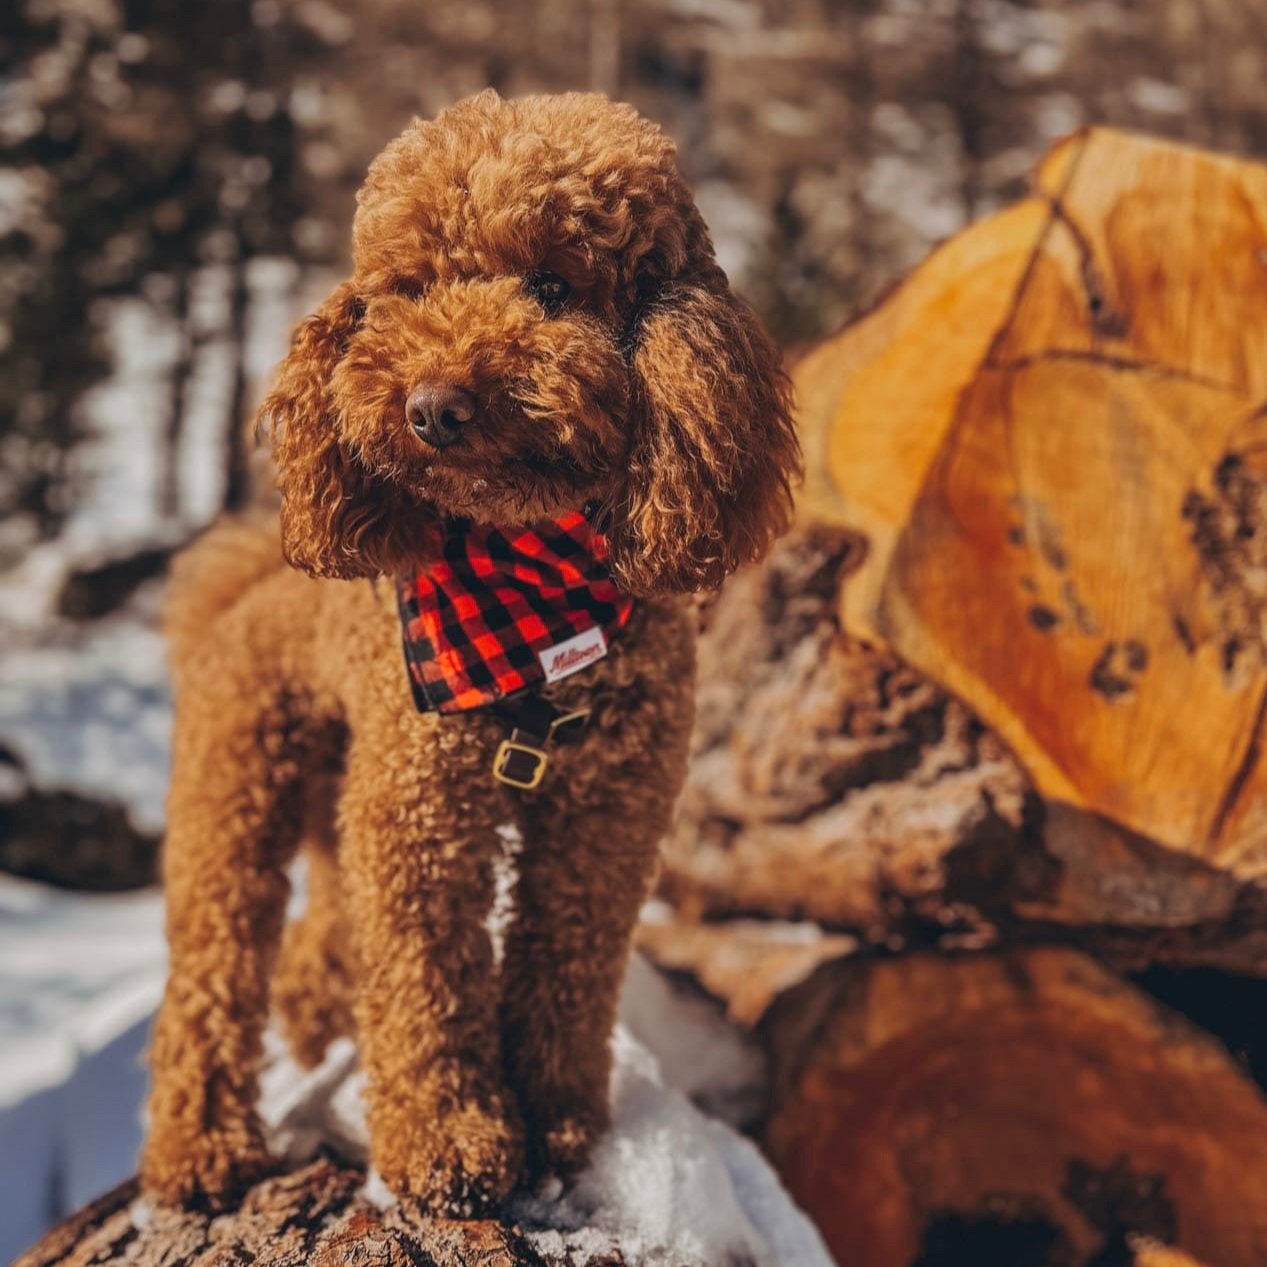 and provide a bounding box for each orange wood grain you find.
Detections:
[765,948,1267,1267]
[796,128,1267,872]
